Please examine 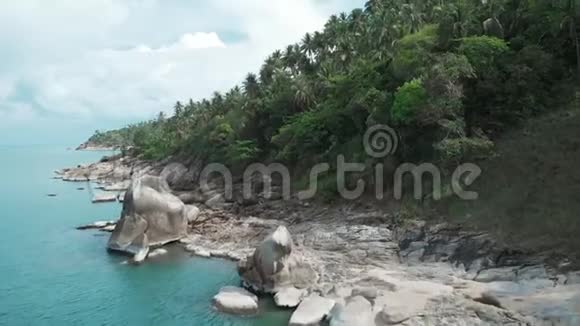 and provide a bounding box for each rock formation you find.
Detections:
[107,175,189,262]
[238,226,318,293]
